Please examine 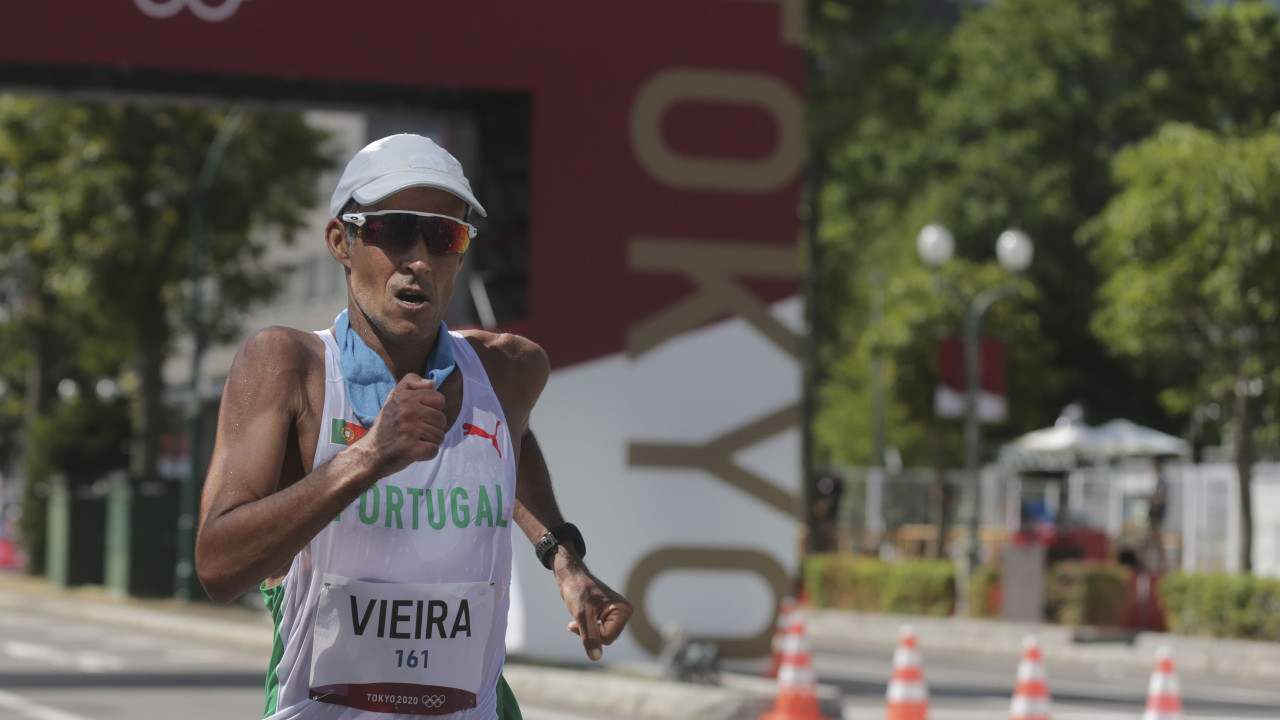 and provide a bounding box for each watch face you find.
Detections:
[536,533,559,568]
[536,524,584,568]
